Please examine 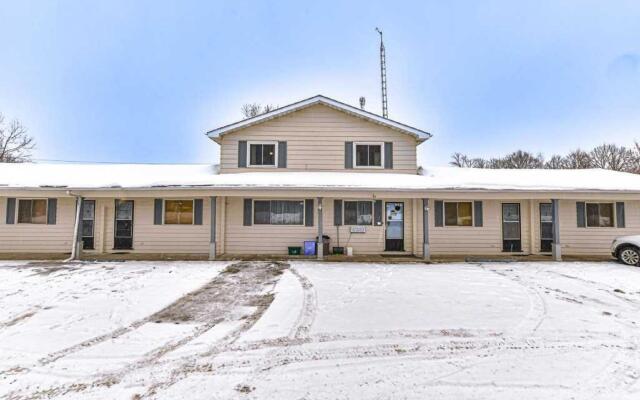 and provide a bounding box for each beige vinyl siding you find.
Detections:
[219,104,418,174]
[558,200,638,256]
[96,198,222,255]
[415,199,532,256]
[223,197,414,255]
[0,197,75,253]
